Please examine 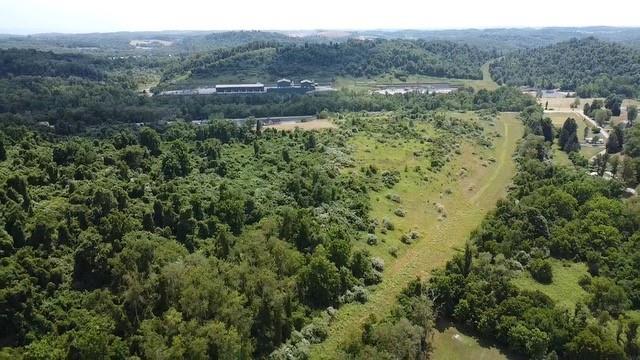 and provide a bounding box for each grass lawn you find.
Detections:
[547,112,589,139]
[431,319,521,360]
[552,147,572,166]
[581,145,605,159]
[309,113,524,359]
[512,259,589,310]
